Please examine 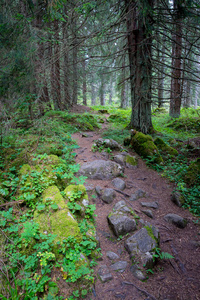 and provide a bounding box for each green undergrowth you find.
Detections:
[0,112,101,299]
